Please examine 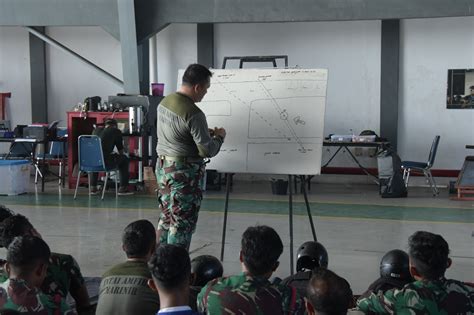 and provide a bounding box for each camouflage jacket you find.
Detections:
[197,272,305,315]
[356,278,474,314]
[0,252,85,299]
[0,278,76,314]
